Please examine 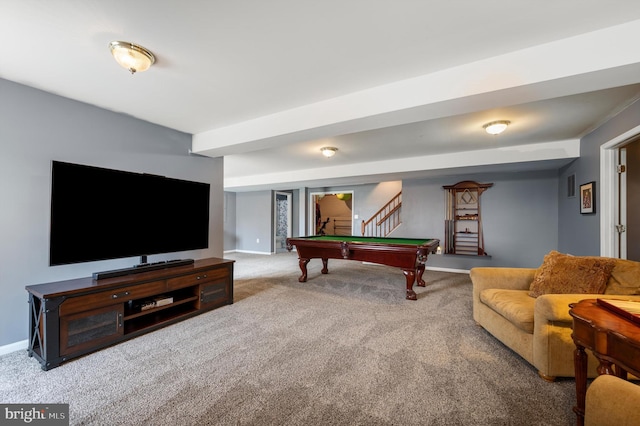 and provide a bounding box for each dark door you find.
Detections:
[626,139,640,261]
